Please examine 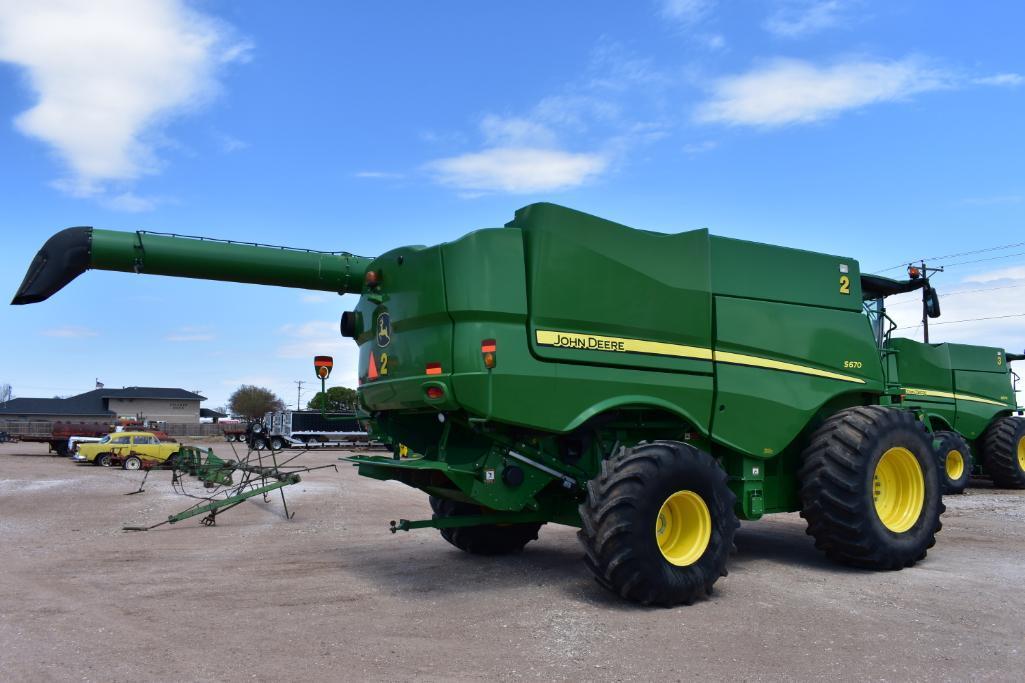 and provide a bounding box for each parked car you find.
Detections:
[74,431,181,470]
